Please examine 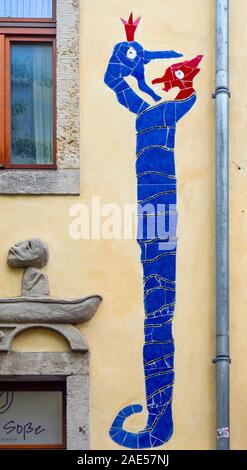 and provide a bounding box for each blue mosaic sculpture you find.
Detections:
[105,13,202,449]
